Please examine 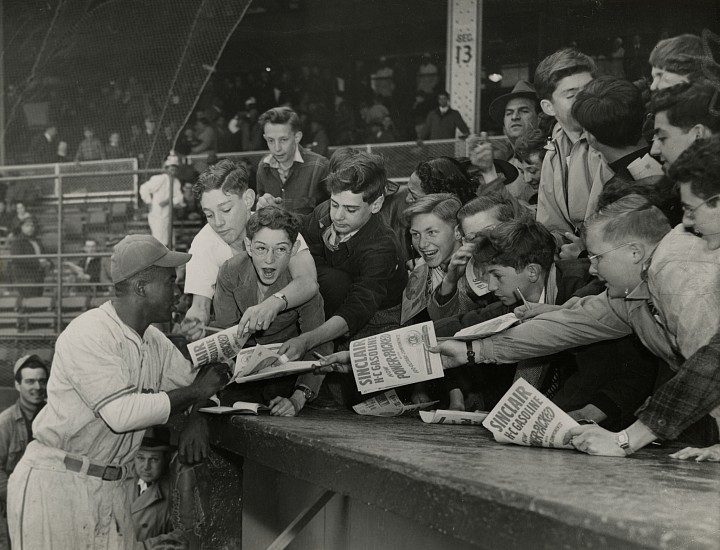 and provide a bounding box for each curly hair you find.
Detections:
[415,157,476,204]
